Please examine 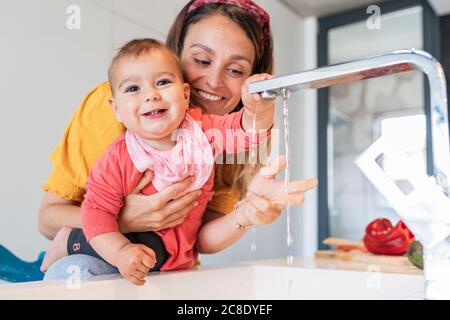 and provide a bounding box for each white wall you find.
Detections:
[0,0,315,265]
[1,0,113,261]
